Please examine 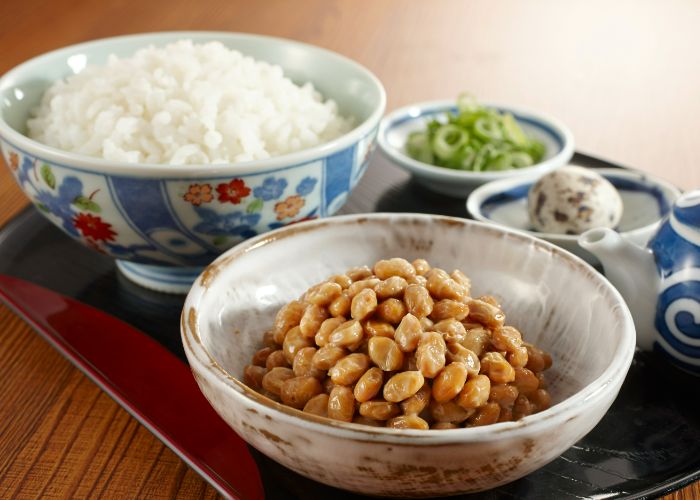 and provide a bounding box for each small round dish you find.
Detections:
[377,100,574,198]
[466,167,681,264]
